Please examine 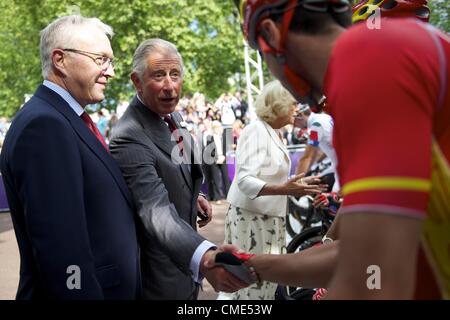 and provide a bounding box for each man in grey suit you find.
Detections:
[109,39,247,299]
